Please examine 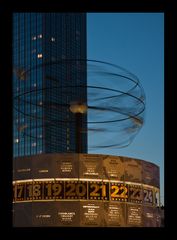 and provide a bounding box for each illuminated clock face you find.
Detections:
[65,181,87,199]
[43,181,64,200]
[88,181,109,200]
[143,188,153,205]
[110,183,128,202]
[13,179,158,206]
[16,182,25,201]
[129,185,143,203]
[13,155,160,227]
